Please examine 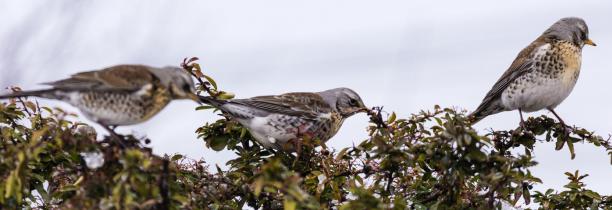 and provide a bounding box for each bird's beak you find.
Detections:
[585,39,597,46]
